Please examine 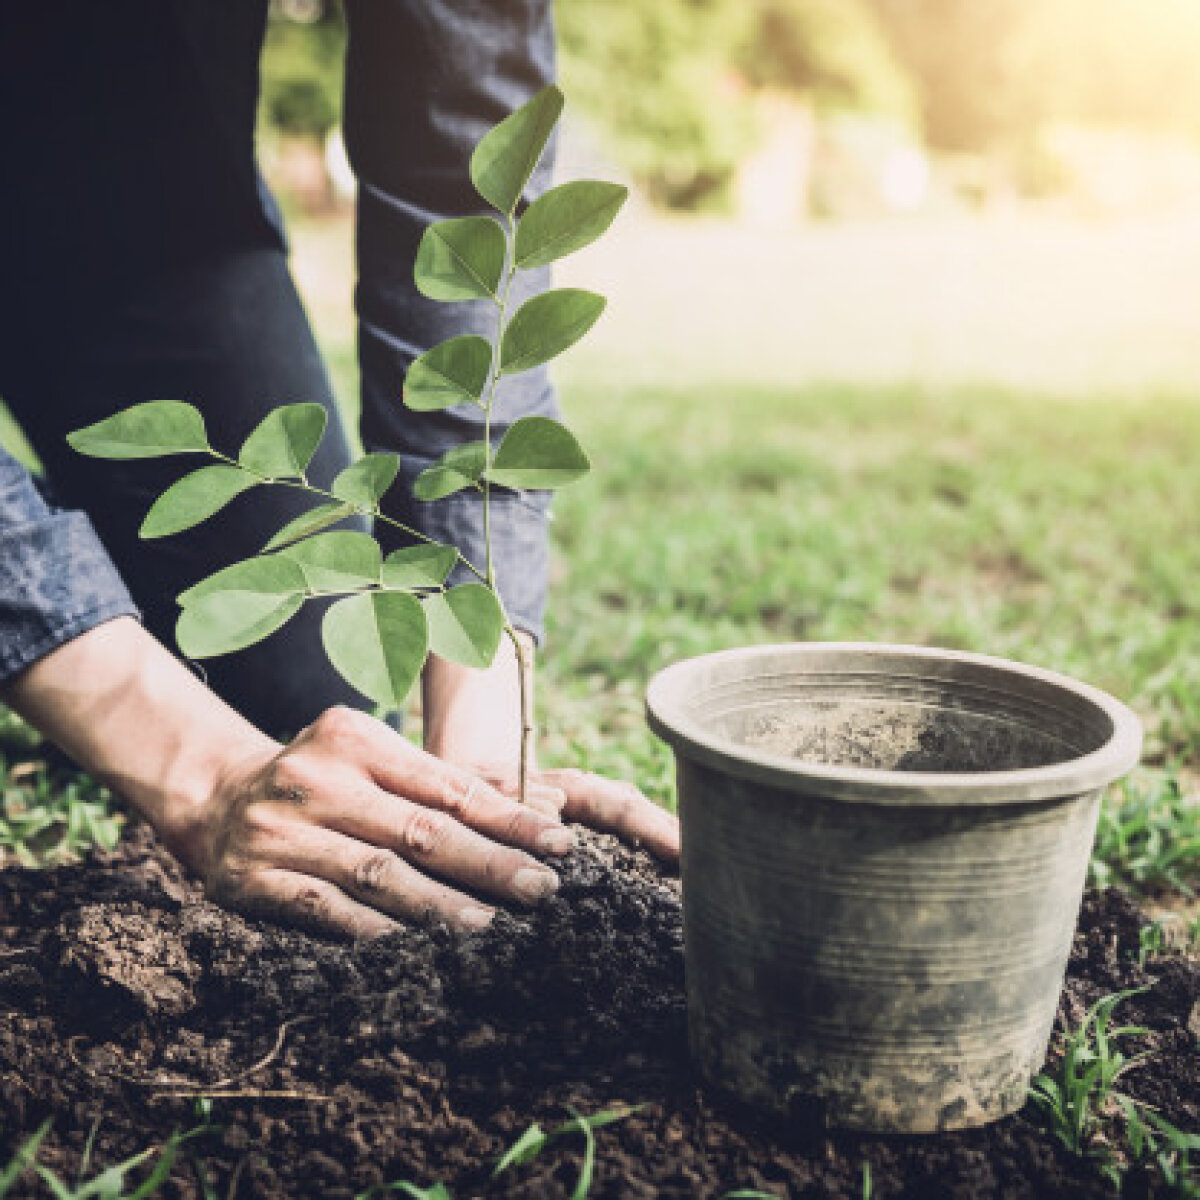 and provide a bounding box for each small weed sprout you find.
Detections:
[1118,1097,1200,1199]
[1029,988,1151,1157]
[1137,916,1182,968]
[68,86,627,804]
[356,1105,639,1200]
[493,1104,640,1200]
[0,1120,212,1200]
